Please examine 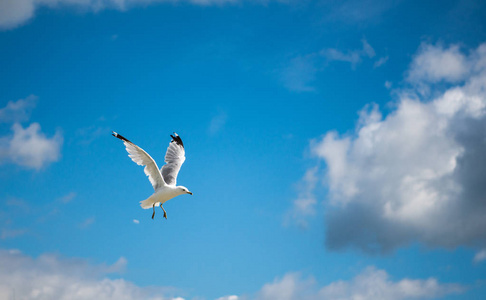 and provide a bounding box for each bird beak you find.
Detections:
[188,192,193,195]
